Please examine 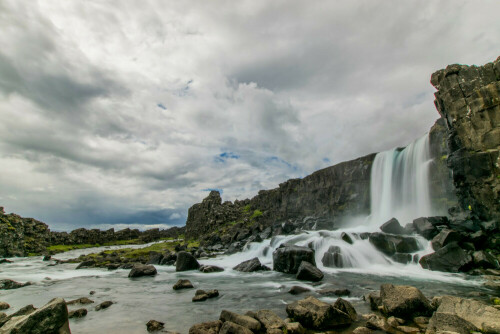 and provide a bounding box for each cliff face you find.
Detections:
[431,56,500,220]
